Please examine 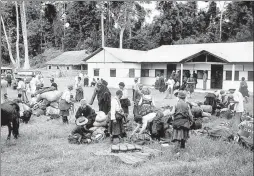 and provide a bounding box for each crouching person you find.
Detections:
[59,85,74,124]
[75,99,96,129]
[108,90,127,144]
[170,91,193,150]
